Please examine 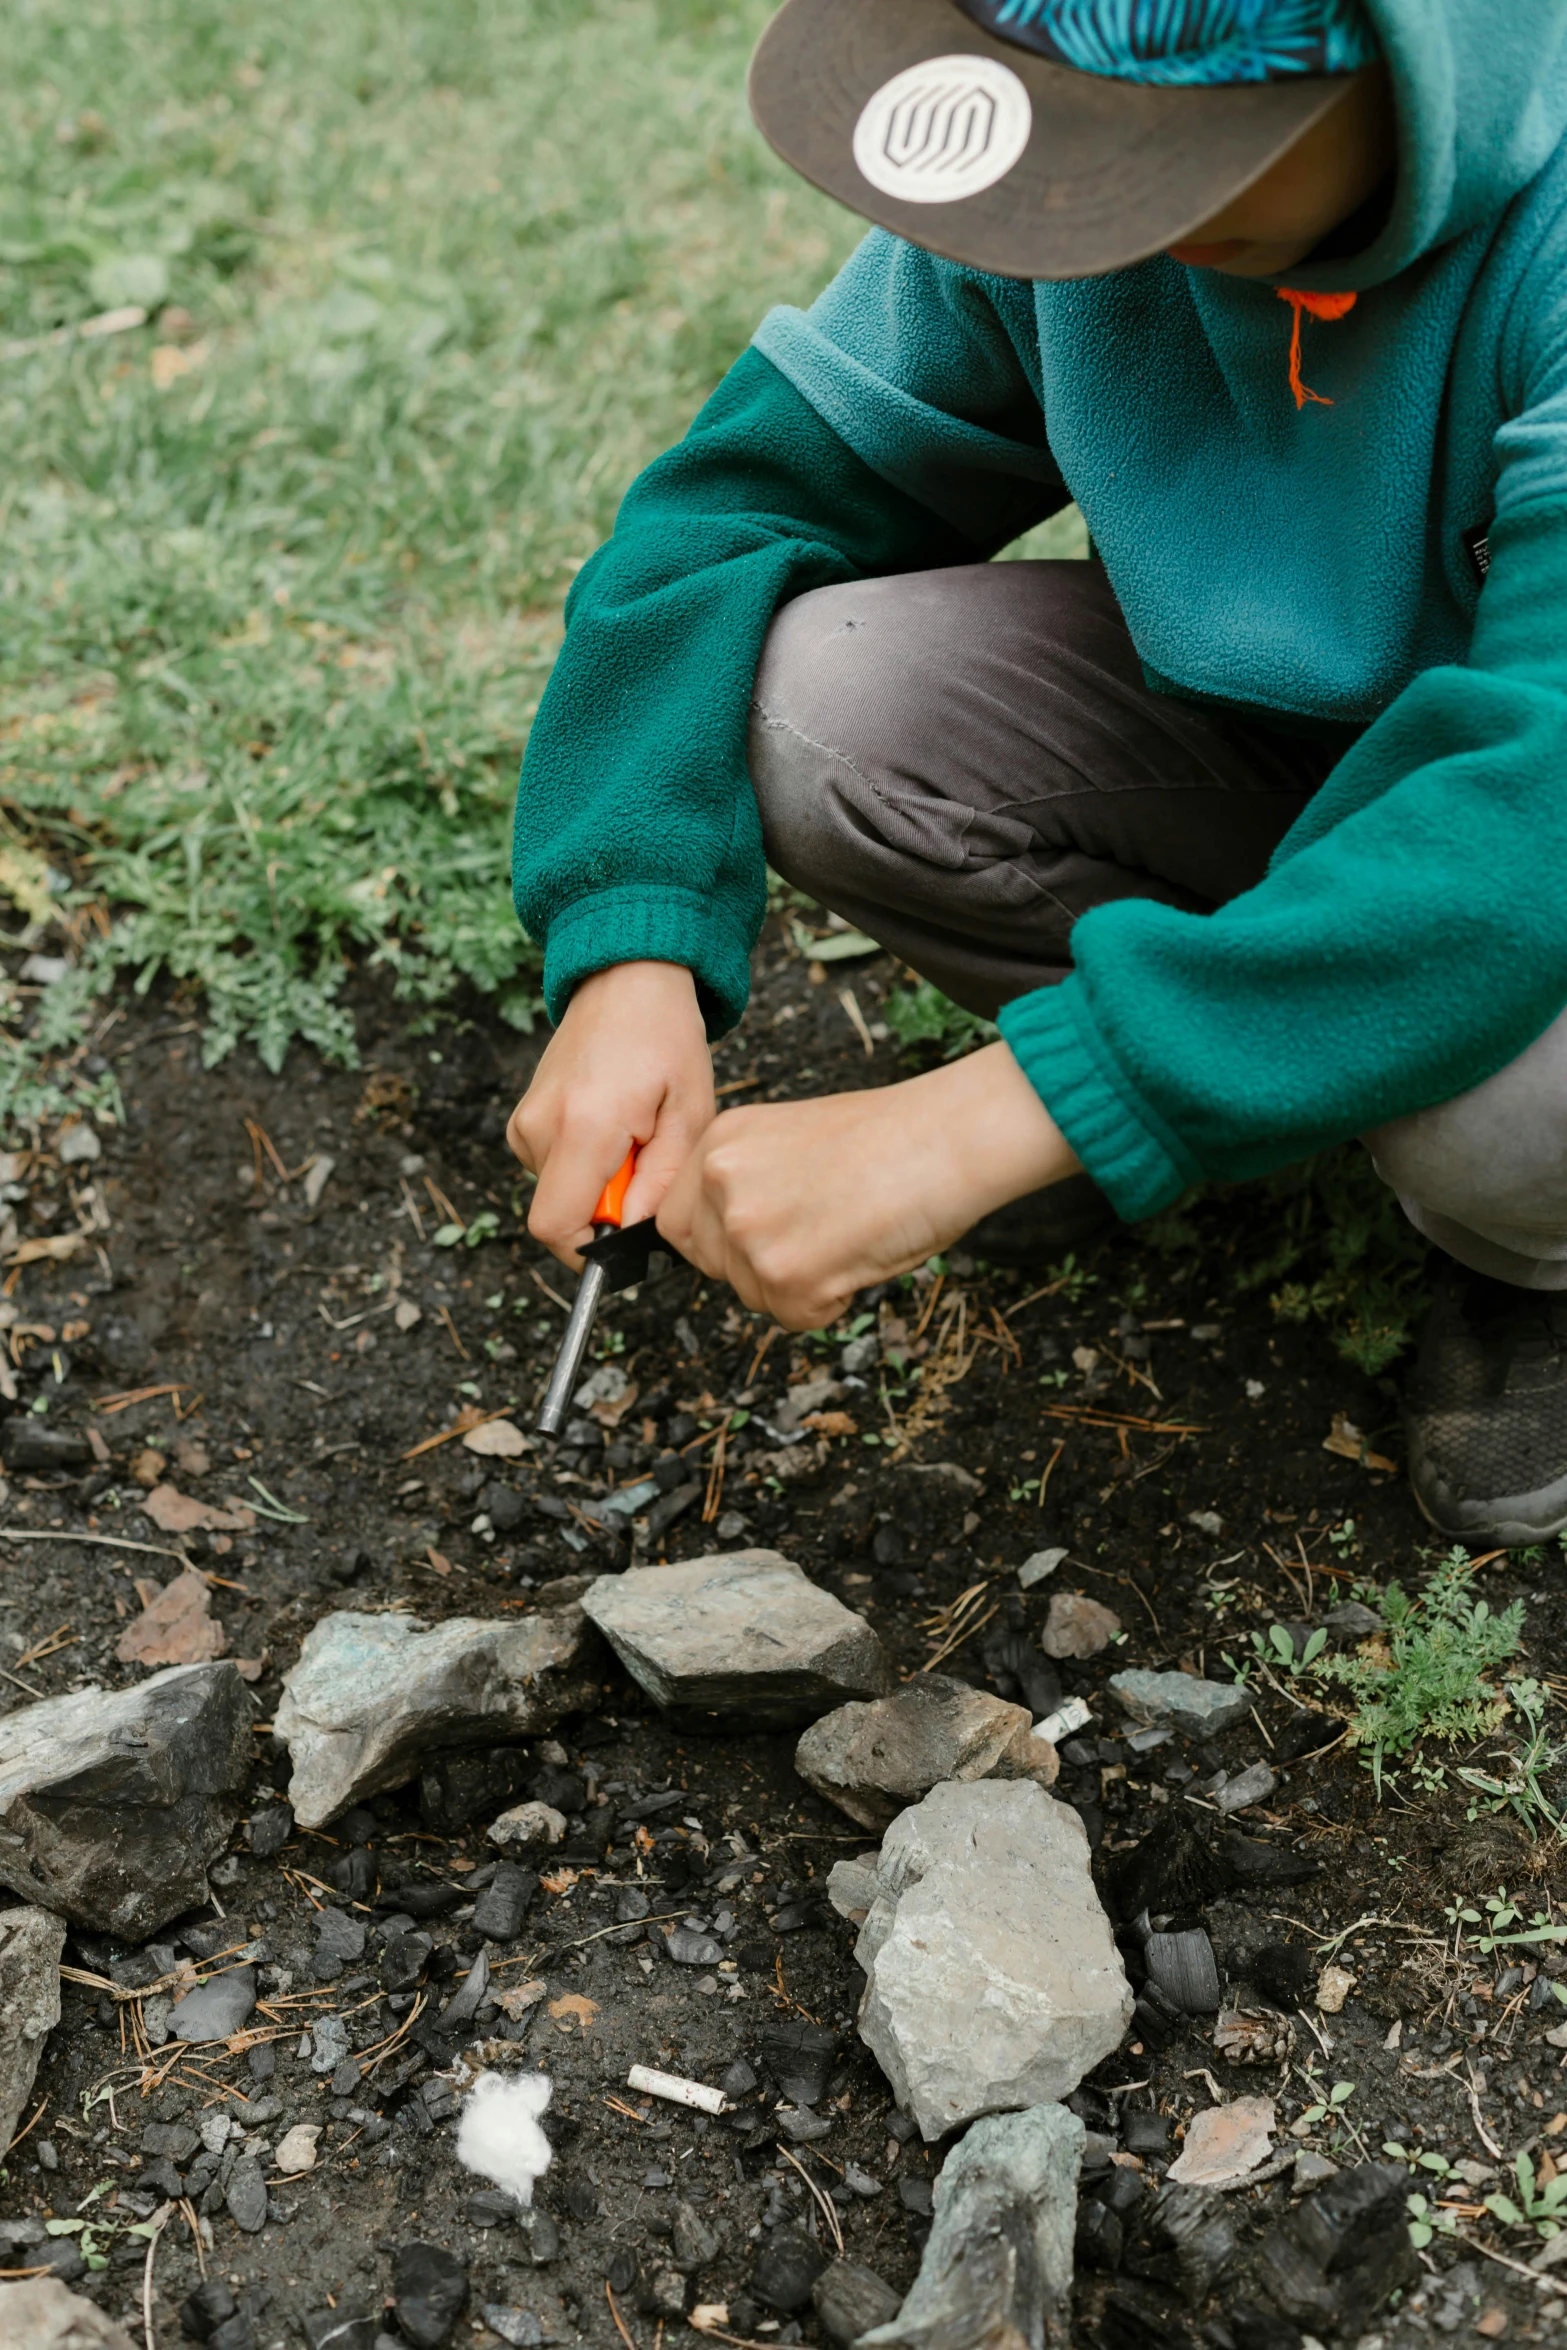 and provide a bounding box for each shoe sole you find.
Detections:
[1407,1443,1567,1548]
